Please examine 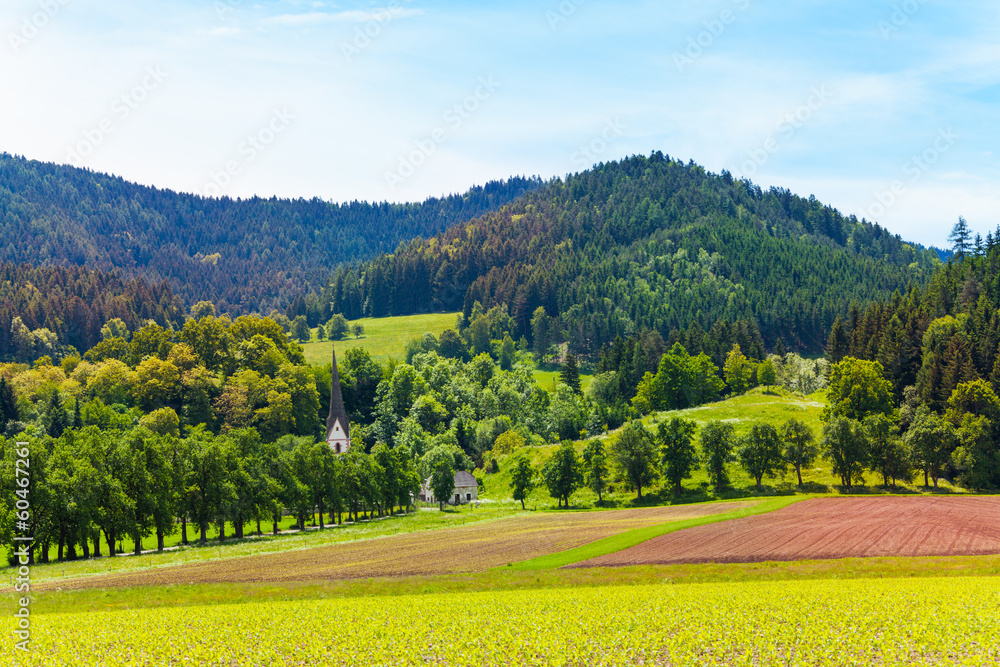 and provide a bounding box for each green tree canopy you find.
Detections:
[824,357,896,423]
[611,420,658,500]
[542,440,583,508]
[738,423,785,491]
